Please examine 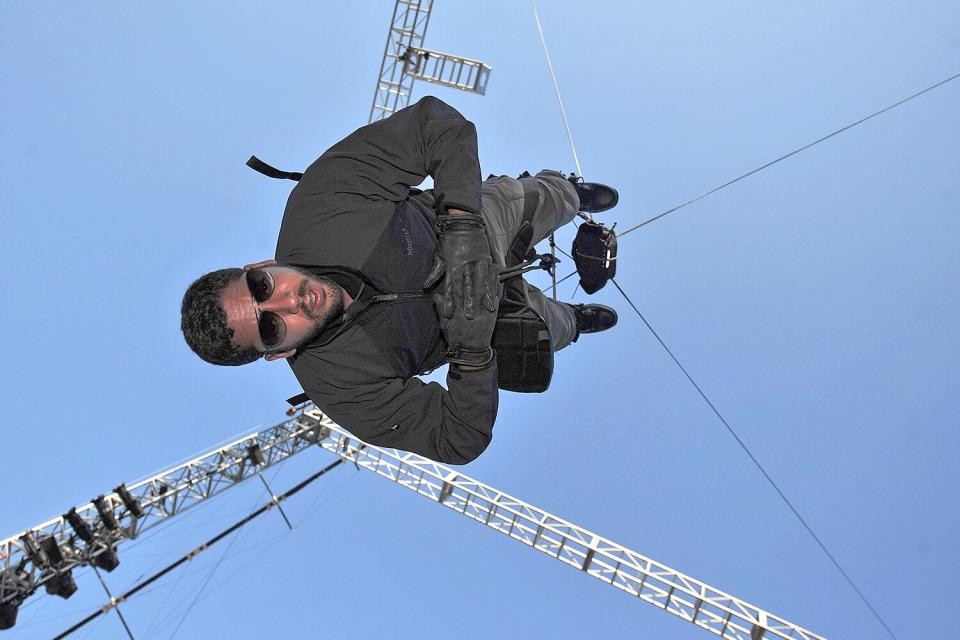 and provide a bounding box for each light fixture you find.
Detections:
[93,547,120,572]
[0,601,18,630]
[93,496,119,530]
[45,570,78,599]
[18,533,46,569]
[0,569,27,630]
[39,536,65,567]
[114,484,144,518]
[64,509,94,543]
